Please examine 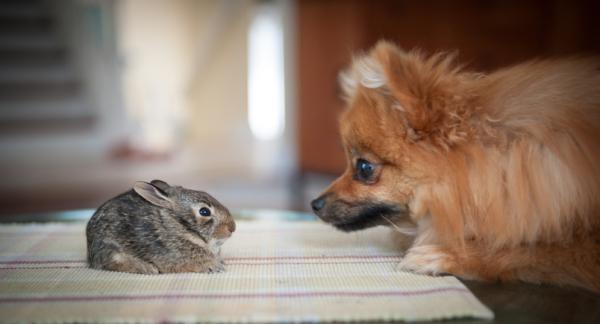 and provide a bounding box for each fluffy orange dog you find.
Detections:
[311,41,600,292]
